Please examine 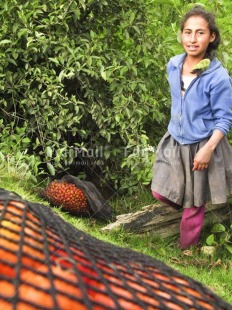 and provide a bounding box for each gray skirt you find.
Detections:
[151,132,232,208]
